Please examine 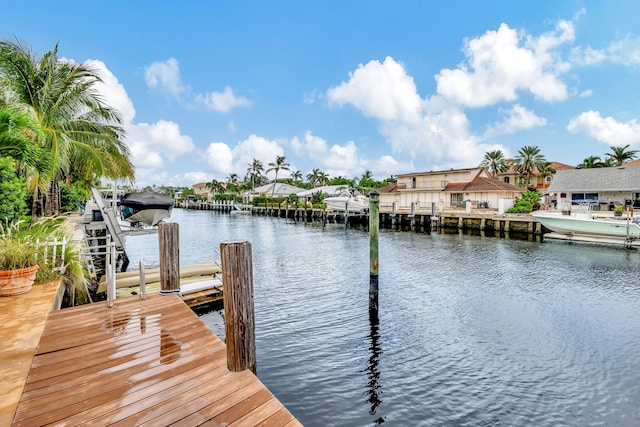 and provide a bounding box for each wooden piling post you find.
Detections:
[369,191,380,310]
[158,223,180,295]
[220,241,257,374]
